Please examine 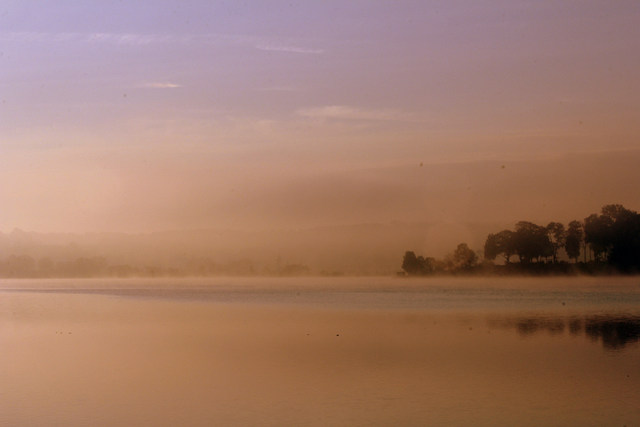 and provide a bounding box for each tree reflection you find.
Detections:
[491,315,640,350]
[515,318,565,336]
[584,316,640,350]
